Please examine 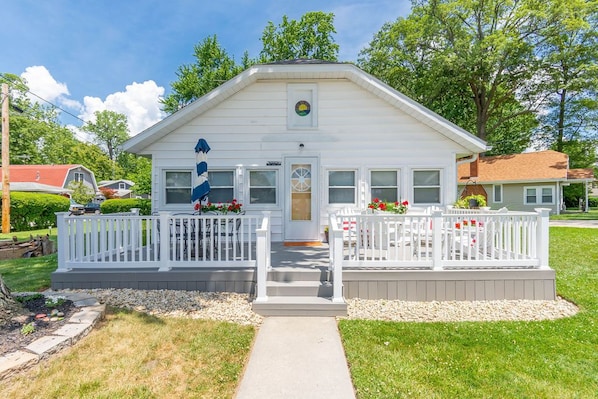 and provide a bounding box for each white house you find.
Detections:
[52,61,556,308]
[123,60,487,243]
